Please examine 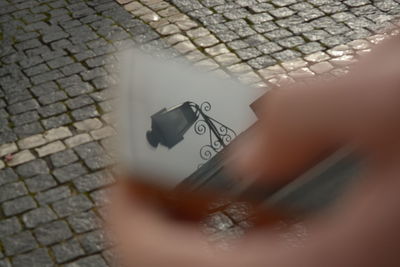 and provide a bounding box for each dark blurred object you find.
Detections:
[147,102,197,149]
